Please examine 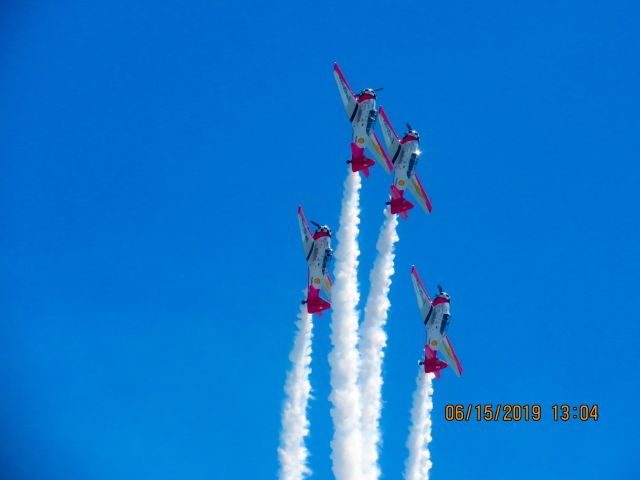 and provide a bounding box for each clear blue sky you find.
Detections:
[1,1,639,479]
